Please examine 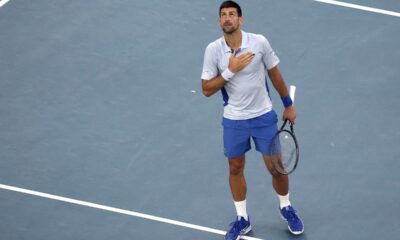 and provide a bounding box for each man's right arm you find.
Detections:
[201,50,254,97]
[202,76,227,97]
